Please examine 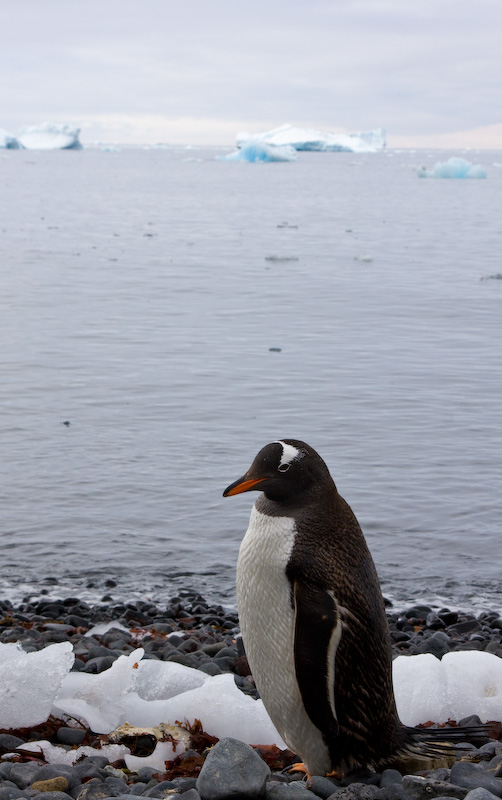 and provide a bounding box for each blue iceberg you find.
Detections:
[219,140,297,163]
[418,157,486,179]
[0,128,22,149]
[18,123,83,150]
[236,124,386,153]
